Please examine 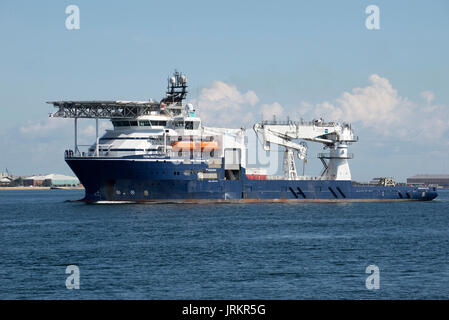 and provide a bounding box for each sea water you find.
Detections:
[0,189,448,299]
